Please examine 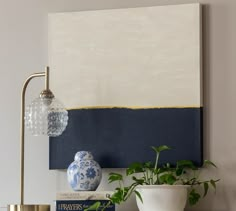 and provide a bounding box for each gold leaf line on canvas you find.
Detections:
[66,105,202,110]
